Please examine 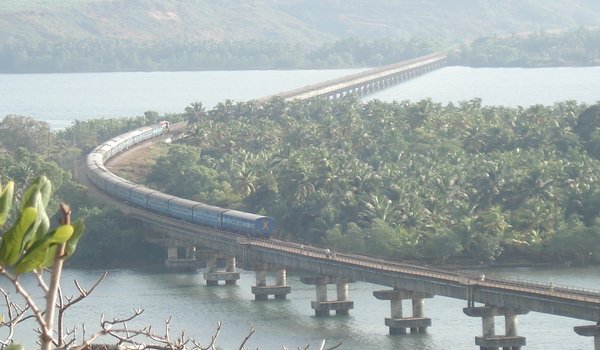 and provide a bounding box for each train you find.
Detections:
[86,122,276,239]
